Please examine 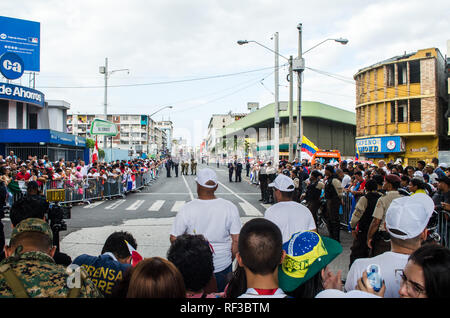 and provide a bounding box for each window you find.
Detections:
[409,60,420,84]
[391,101,407,123]
[397,62,407,85]
[398,101,407,122]
[390,102,396,123]
[386,65,395,87]
[410,99,421,122]
[0,99,8,128]
[16,102,23,129]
